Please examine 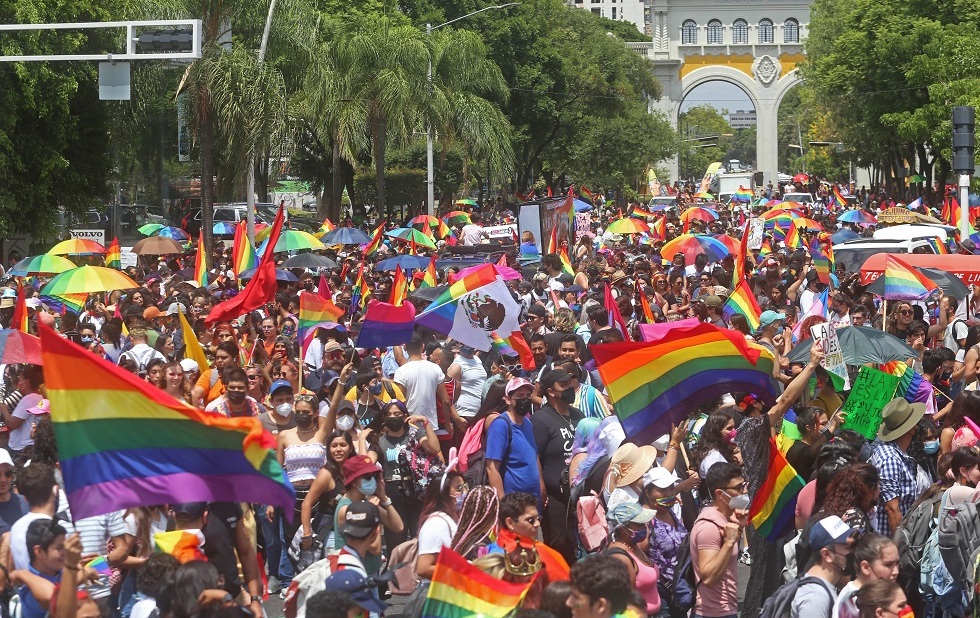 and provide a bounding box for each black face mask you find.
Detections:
[384,417,406,432]
[559,387,576,404]
[295,413,315,429]
[226,391,246,405]
[514,398,533,415]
